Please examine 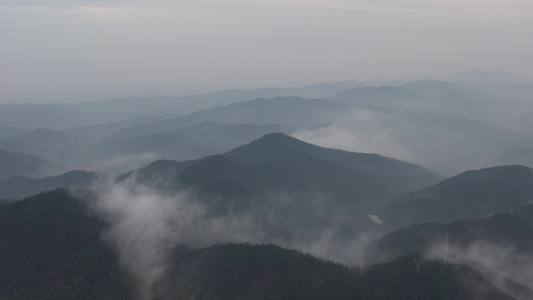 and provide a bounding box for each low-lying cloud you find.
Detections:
[427,241,533,298]
[88,177,376,299]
